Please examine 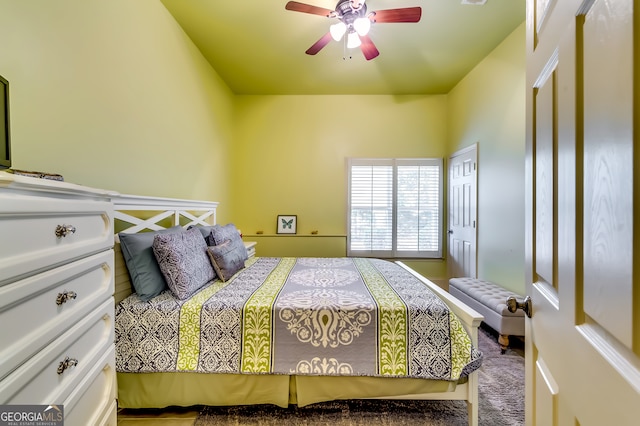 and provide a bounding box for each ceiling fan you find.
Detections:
[285,0,422,60]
